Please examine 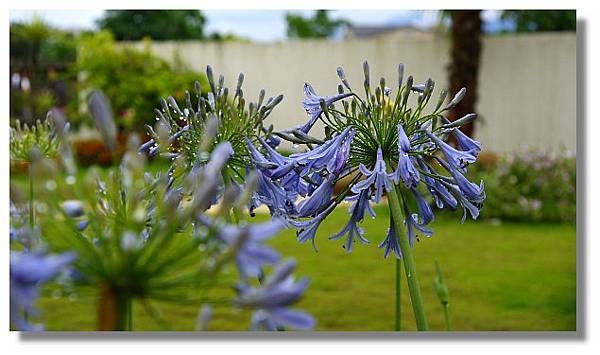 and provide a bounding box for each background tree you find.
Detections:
[447,10,482,139]
[501,10,576,32]
[286,10,350,39]
[97,10,207,41]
